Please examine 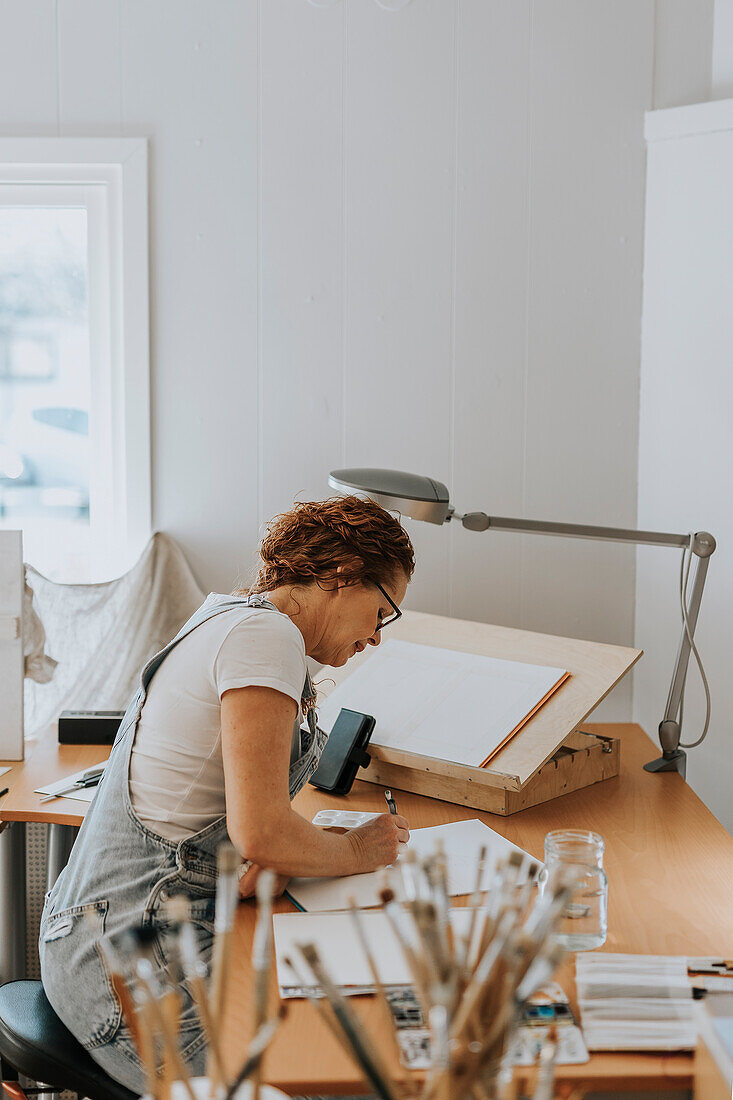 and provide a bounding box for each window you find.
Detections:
[0,139,150,581]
